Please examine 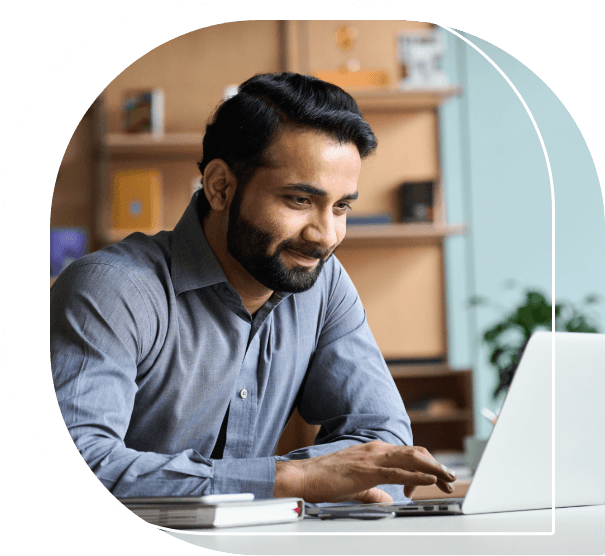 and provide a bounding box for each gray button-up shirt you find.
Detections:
[50,193,412,500]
